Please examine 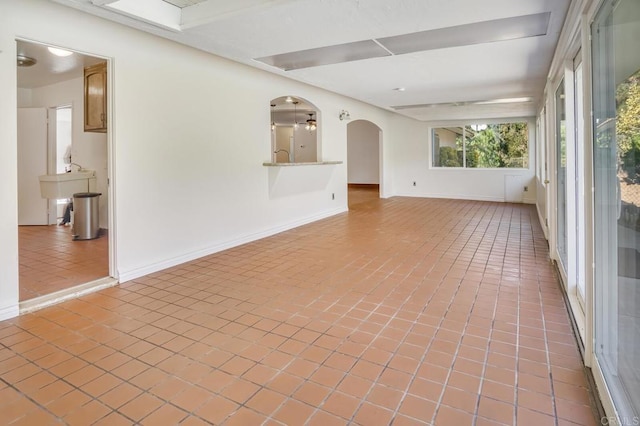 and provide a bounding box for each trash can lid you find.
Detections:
[73,192,102,198]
